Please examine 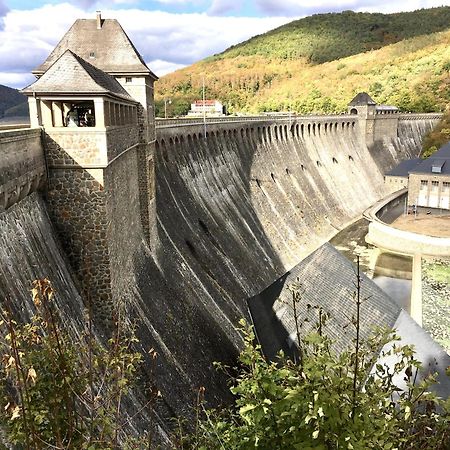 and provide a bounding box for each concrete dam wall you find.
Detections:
[0,114,440,440]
